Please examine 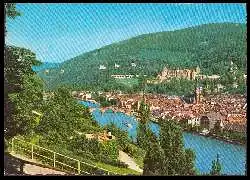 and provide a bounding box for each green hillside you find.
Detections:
[40,23,246,92]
